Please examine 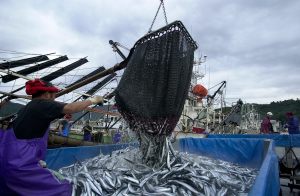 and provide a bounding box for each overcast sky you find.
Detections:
[0,0,299,105]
